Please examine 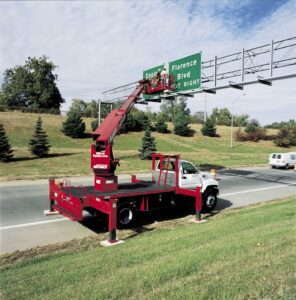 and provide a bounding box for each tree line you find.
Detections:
[1,56,295,163]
